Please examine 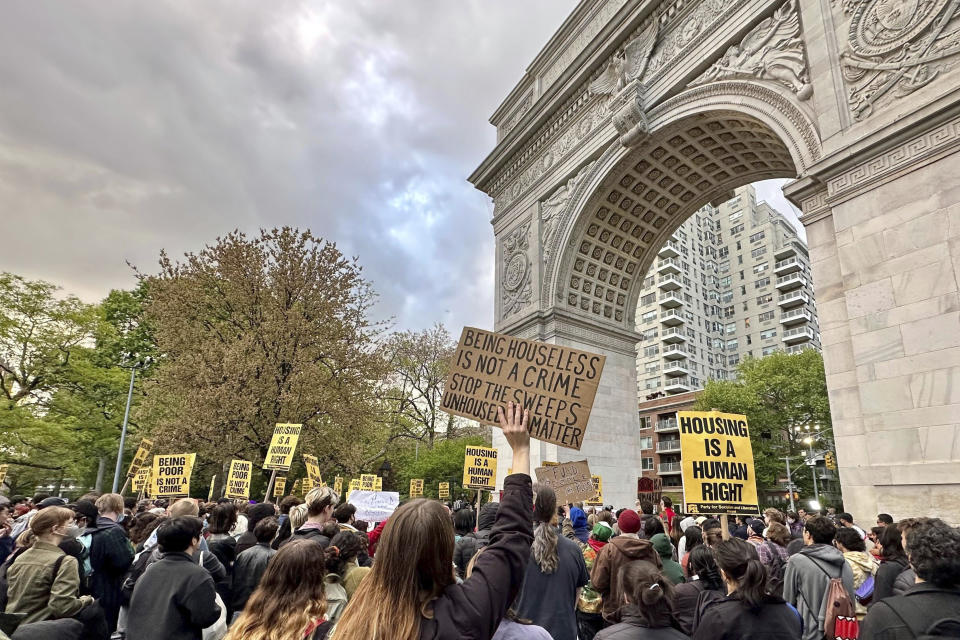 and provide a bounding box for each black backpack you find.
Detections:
[763,541,787,598]
[119,548,161,606]
[885,594,960,639]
